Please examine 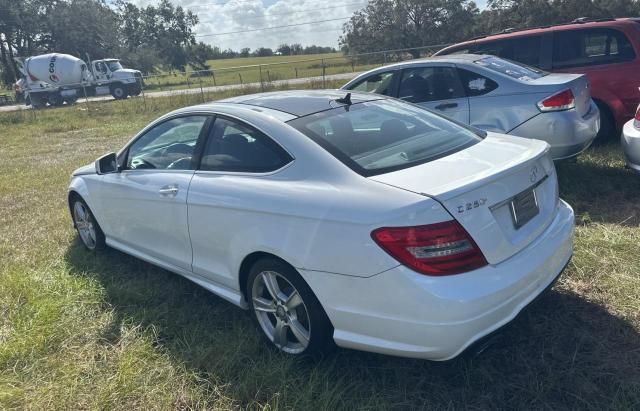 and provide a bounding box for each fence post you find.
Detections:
[267,70,271,83]
[239,72,243,85]
[351,58,355,72]
[199,76,204,103]
[212,70,217,86]
[140,76,147,111]
[295,67,298,78]
[186,72,191,90]
[383,52,387,64]
[259,65,264,91]
[322,58,325,88]
[82,84,90,115]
